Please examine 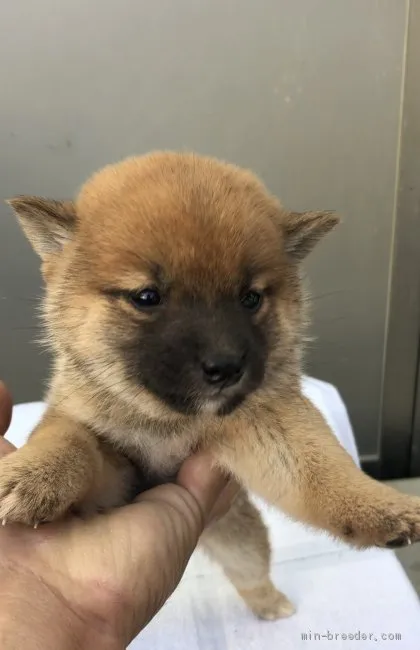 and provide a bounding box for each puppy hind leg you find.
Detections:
[200,491,295,620]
